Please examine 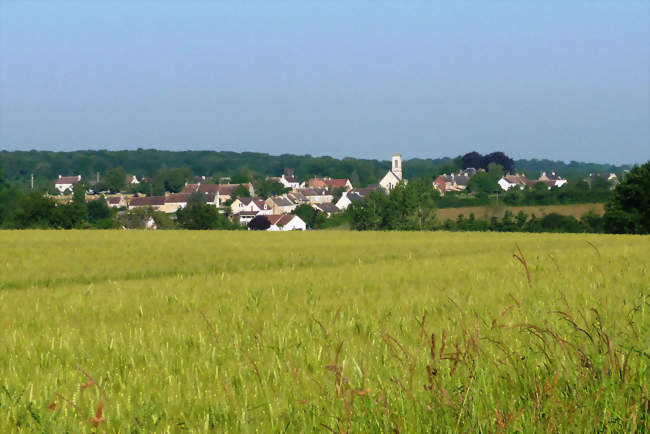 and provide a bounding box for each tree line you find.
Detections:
[0,149,632,190]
